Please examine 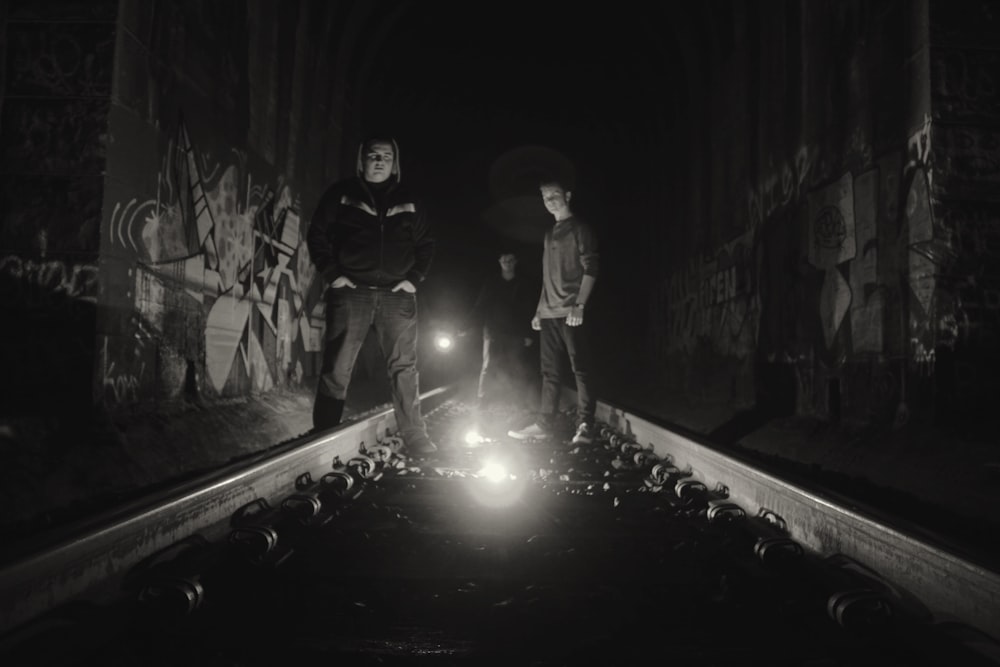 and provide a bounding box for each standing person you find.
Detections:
[465,251,535,409]
[306,136,437,456]
[508,179,599,445]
